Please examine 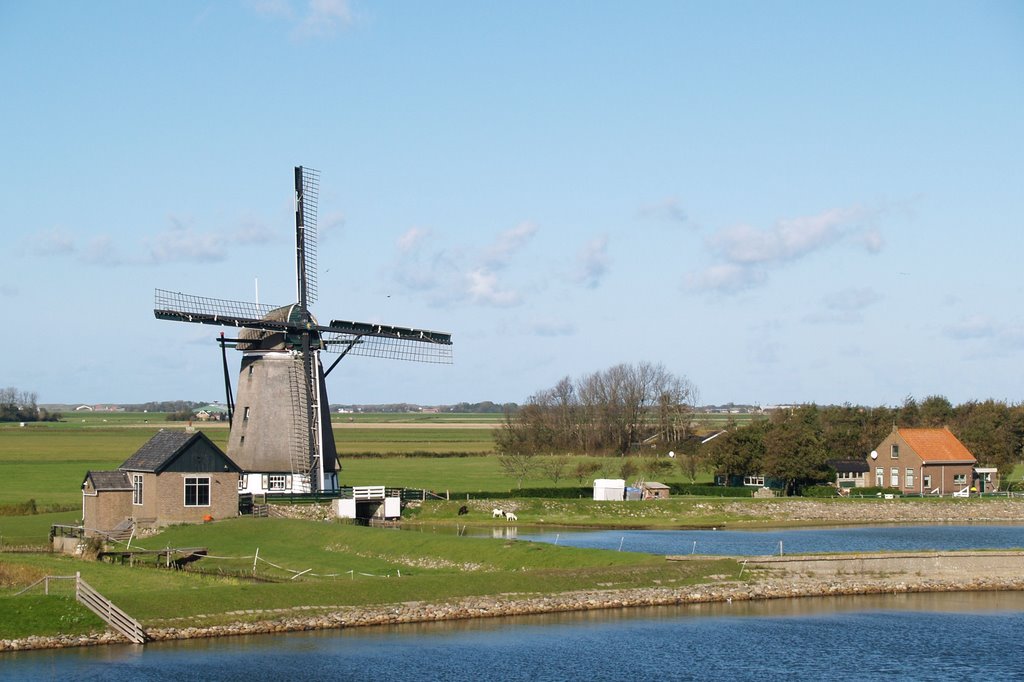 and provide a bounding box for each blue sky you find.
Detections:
[1,1,1022,408]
